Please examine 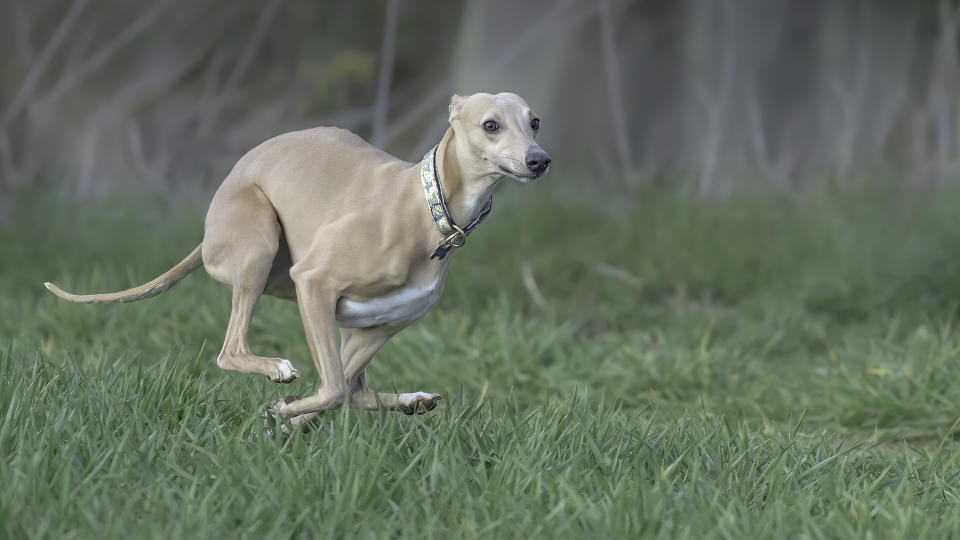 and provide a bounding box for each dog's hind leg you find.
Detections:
[203,183,300,383]
[216,285,300,383]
